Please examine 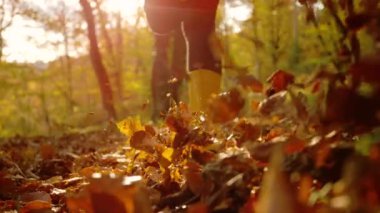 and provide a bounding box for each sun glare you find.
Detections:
[224,3,251,32]
[4,0,145,63]
[4,0,249,63]
[103,0,144,23]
